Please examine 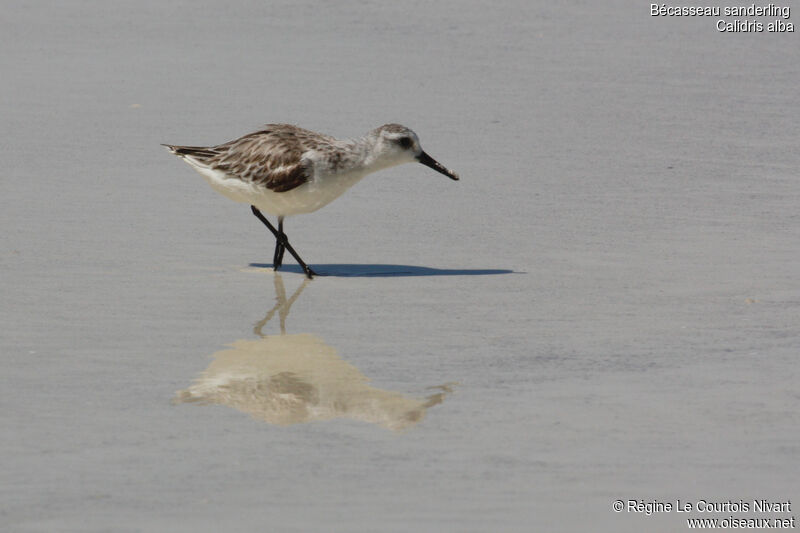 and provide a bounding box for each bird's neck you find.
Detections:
[342,132,400,174]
